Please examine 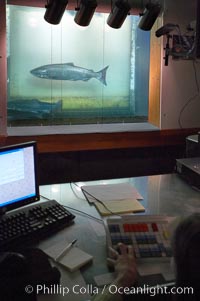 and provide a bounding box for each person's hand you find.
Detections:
[107,243,137,288]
